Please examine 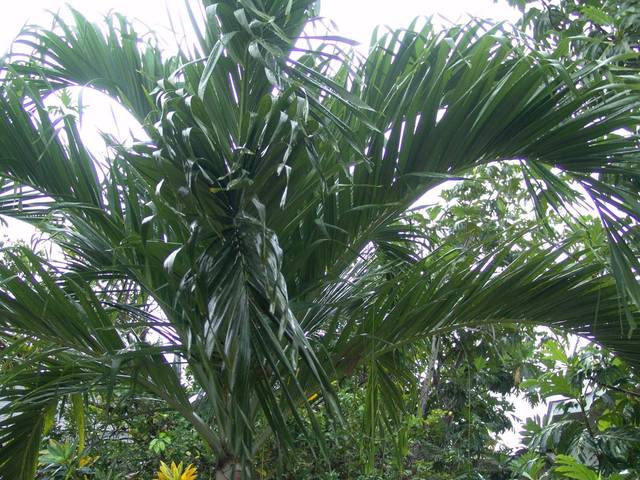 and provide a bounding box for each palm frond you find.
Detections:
[9,8,177,123]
